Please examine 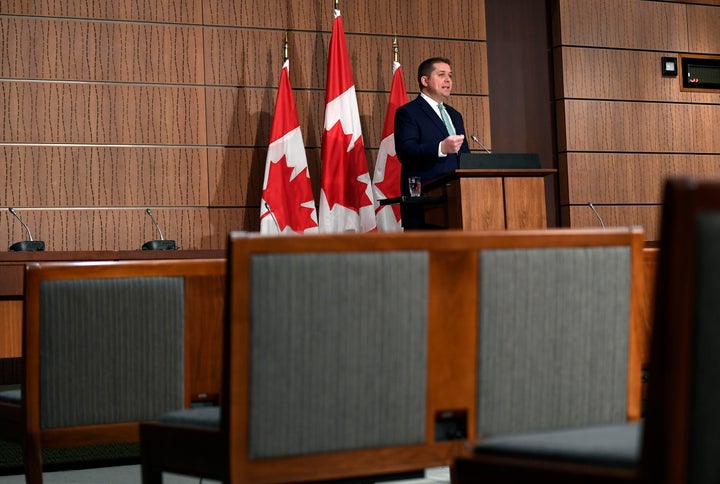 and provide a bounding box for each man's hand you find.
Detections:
[441,134,465,155]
